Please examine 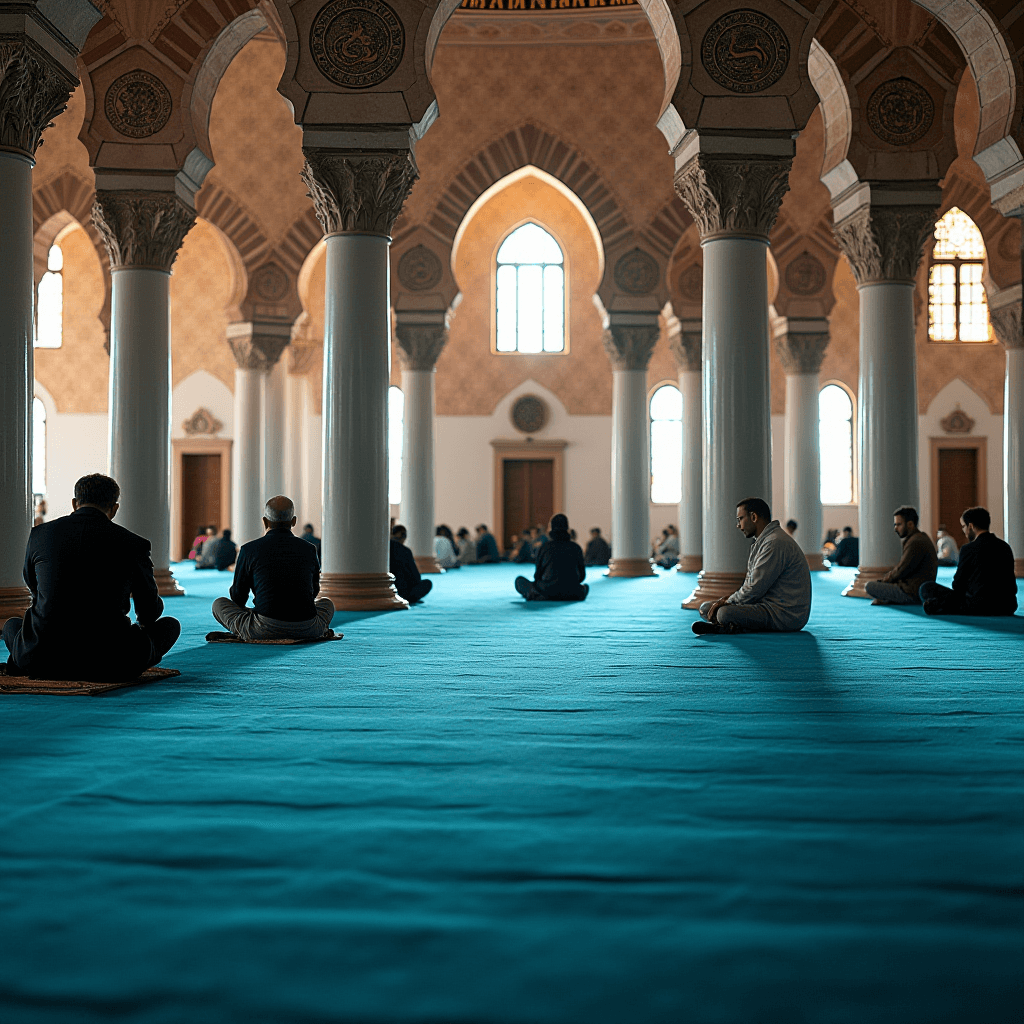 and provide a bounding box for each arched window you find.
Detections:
[650,383,682,504]
[388,385,403,505]
[495,222,565,353]
[35,243,63,349]
[819,383,854,504]
[928,208,990,343]
[32,396,46,497]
